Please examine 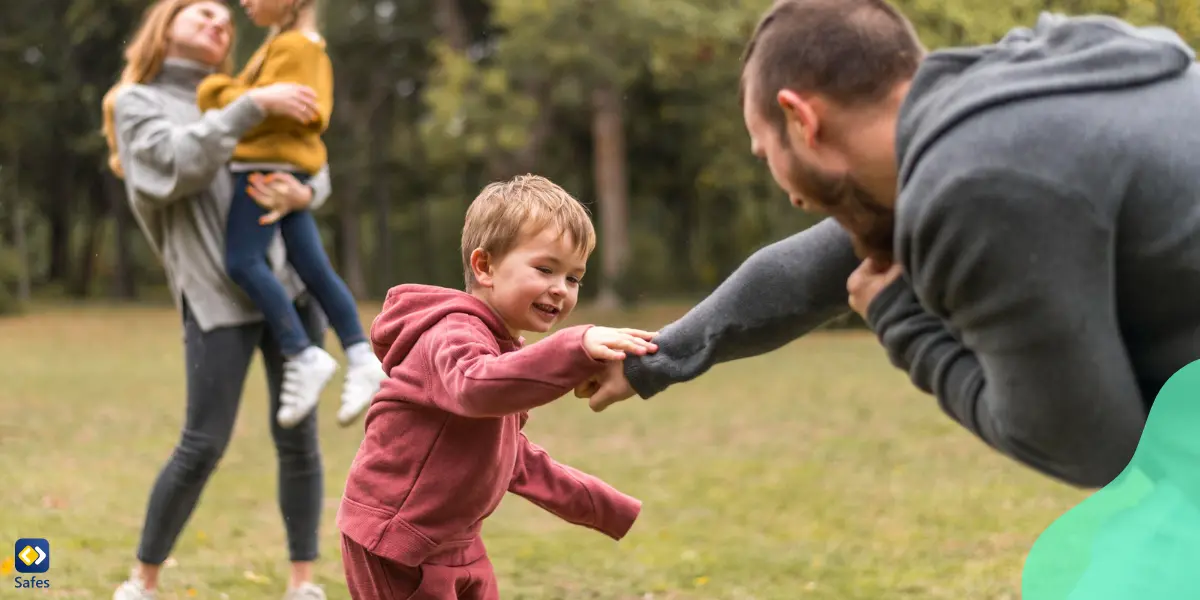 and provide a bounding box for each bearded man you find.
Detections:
[579,0,1200,489]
